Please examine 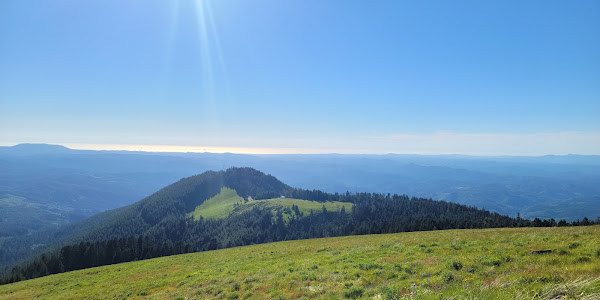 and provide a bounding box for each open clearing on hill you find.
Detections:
[189,187,352,221]
[1,226,599,299]
[188,187,245,220]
